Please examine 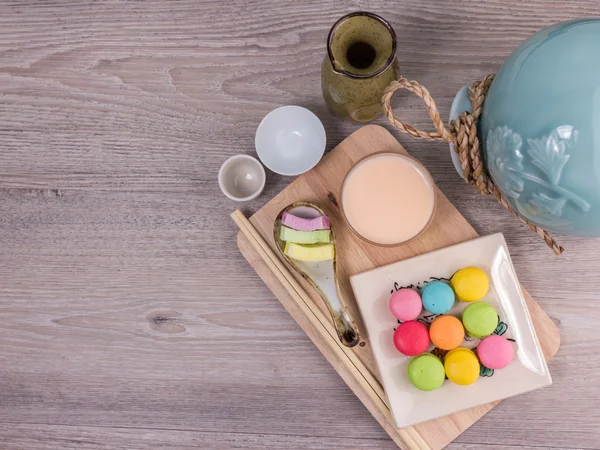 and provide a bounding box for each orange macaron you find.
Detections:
[429,315,464,350]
